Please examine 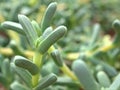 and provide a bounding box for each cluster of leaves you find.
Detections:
[0,0,120,90]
